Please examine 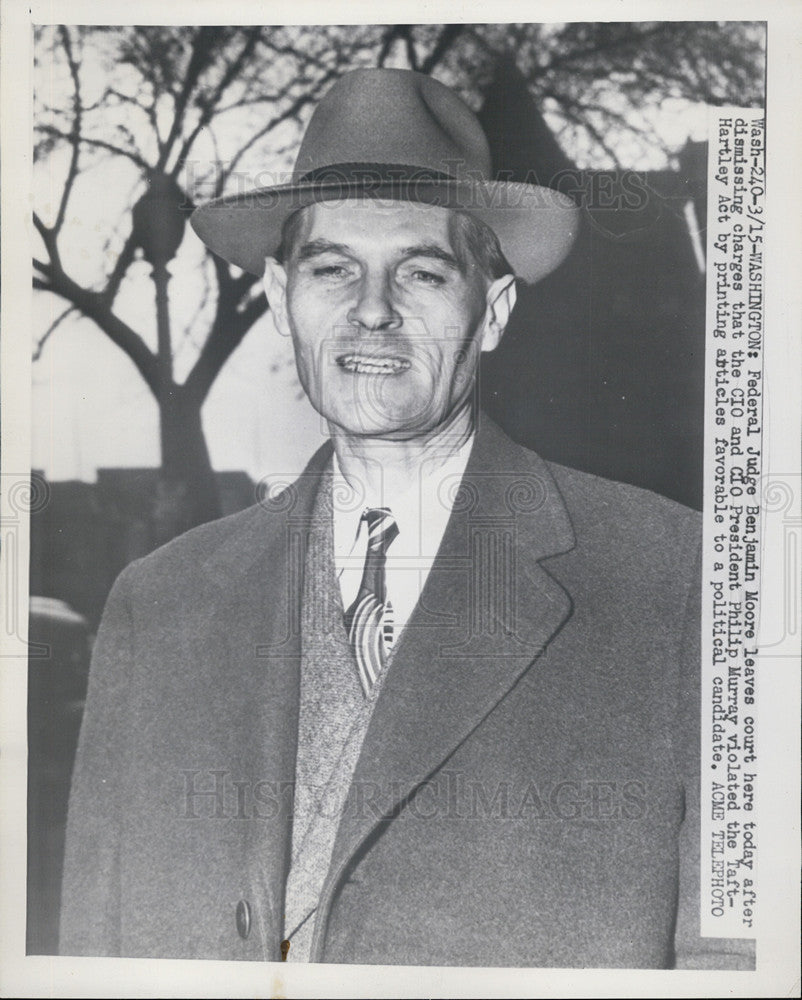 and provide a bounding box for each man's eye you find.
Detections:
[410,269,445,285]
[312,264,350,278]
